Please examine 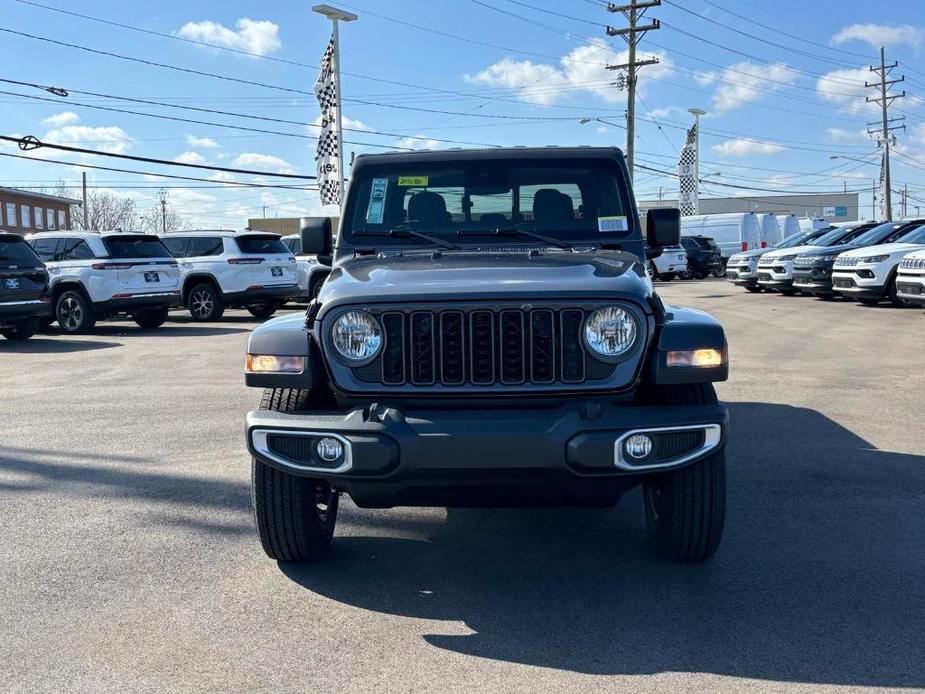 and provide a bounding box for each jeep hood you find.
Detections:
[317,250,650,311]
